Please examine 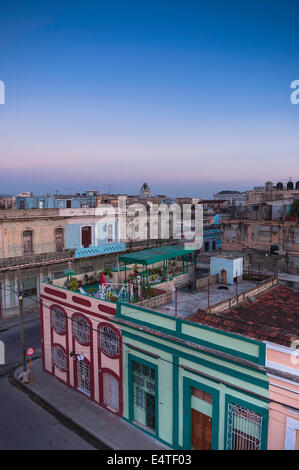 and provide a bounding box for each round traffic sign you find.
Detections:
[26,347,35,357]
